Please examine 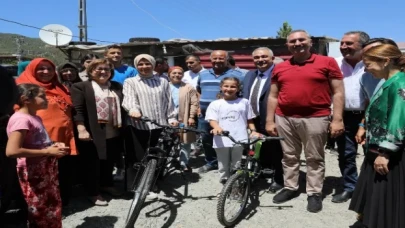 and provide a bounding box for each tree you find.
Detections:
[276,22,293,39]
